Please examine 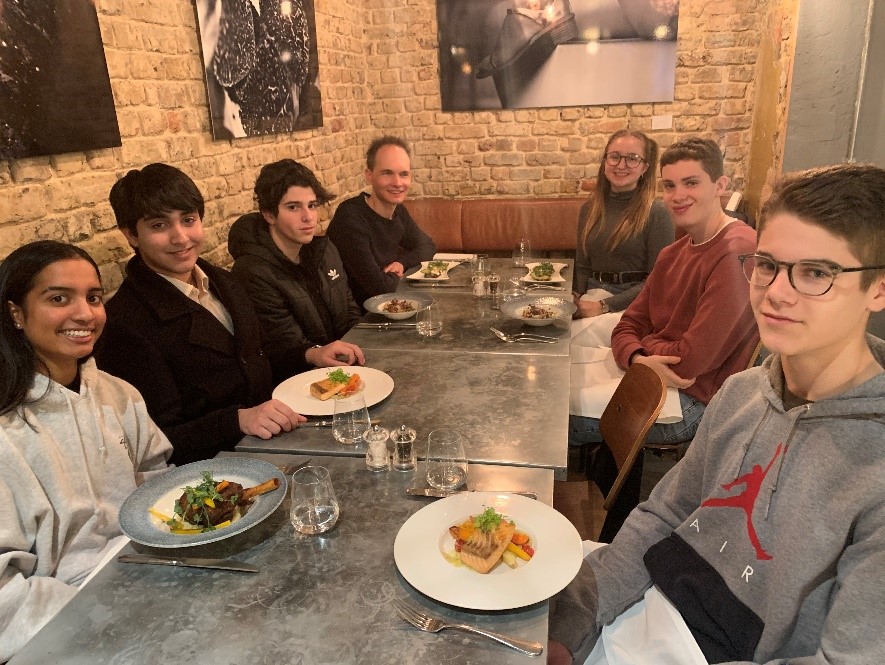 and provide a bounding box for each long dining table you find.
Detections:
[237,258,575,480]
[11,454,556,665]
